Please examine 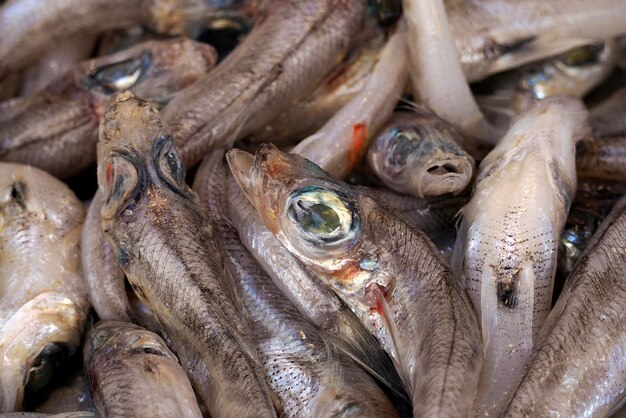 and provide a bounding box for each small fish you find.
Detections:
[84,321,202,418]
[366,110,474,198]
[0,164,88,412]
[504,194,626,417]
[162,0,375,167]
[194,150,399,417]
[452,97,590,416]
[0,38,216,178]
[227,144,483,418]
[97,92,276,417]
